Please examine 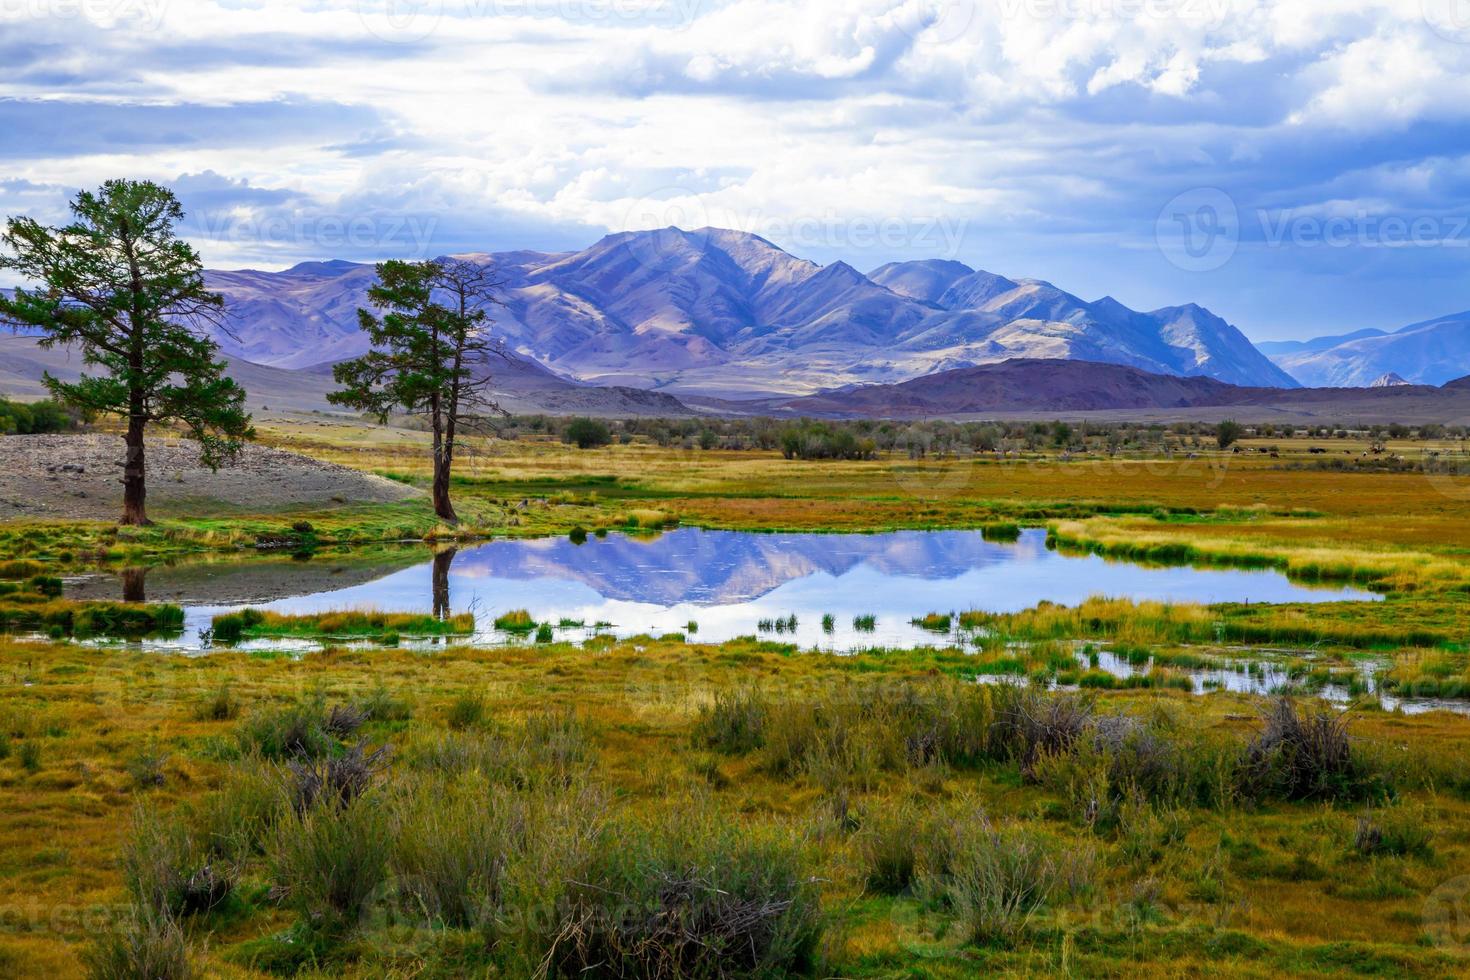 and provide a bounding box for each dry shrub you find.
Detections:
[918,806,1093,948]
[286,741,390,814]
[1241,697,1376,802]
[988,684,1094,777]
[83,907,192,980]
[123,807,235,918]
[534,802,822,979]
